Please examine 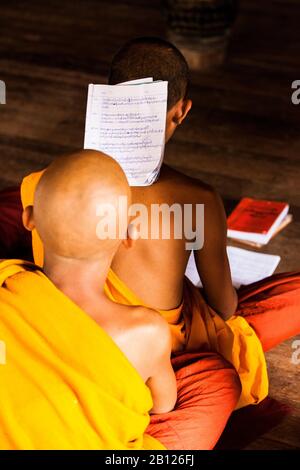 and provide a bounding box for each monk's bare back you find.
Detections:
[112,164,237,320]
